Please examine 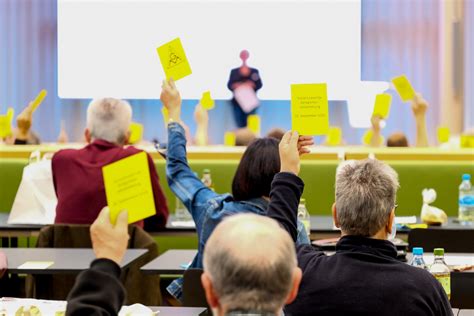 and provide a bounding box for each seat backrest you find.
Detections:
[28,224,162,305]
[183,268,209,311]
[408,228,474,253]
